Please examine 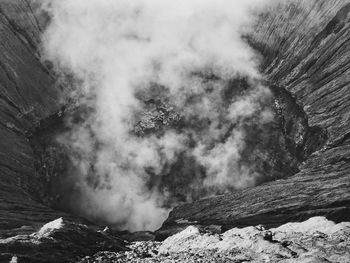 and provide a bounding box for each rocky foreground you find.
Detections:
[77,217,350,263]
[3,216,349,262]
[0,218,127,262]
